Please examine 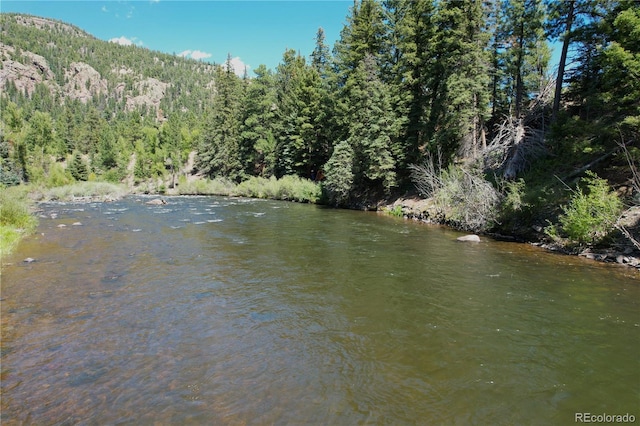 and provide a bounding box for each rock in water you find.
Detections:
[457,234,481,242]
[23,257,36,263]
[146,199,167,205]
